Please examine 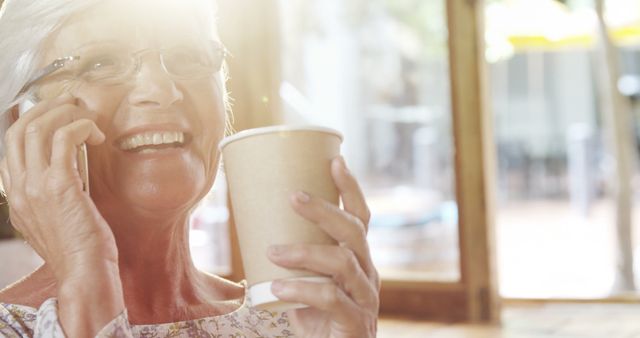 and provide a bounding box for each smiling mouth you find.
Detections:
[118,131,192,152]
